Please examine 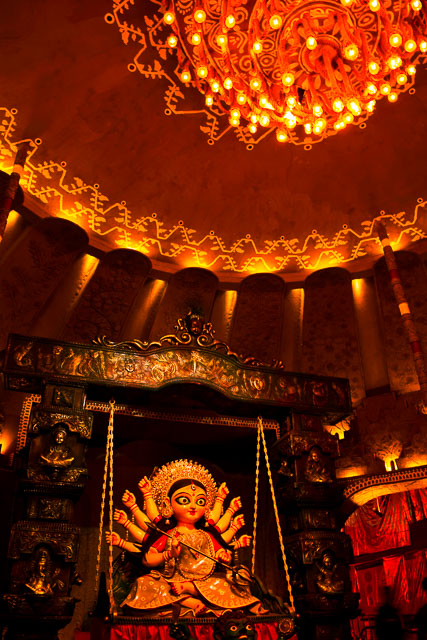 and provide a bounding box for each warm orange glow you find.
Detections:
[194,9,206,23]
[352,278,364,297]
[384,458,399,472]
[0,428,14,455]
